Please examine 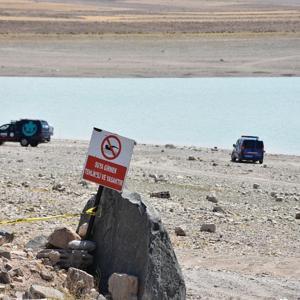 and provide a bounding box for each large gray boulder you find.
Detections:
[79,188,186,300]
